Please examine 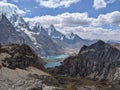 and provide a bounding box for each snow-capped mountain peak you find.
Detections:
[46,24,57,35]
[65,32,76,40]
[25,17,42,32]
[49,24,56,31]
[0,2,30,33]
[0,2,25,19]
